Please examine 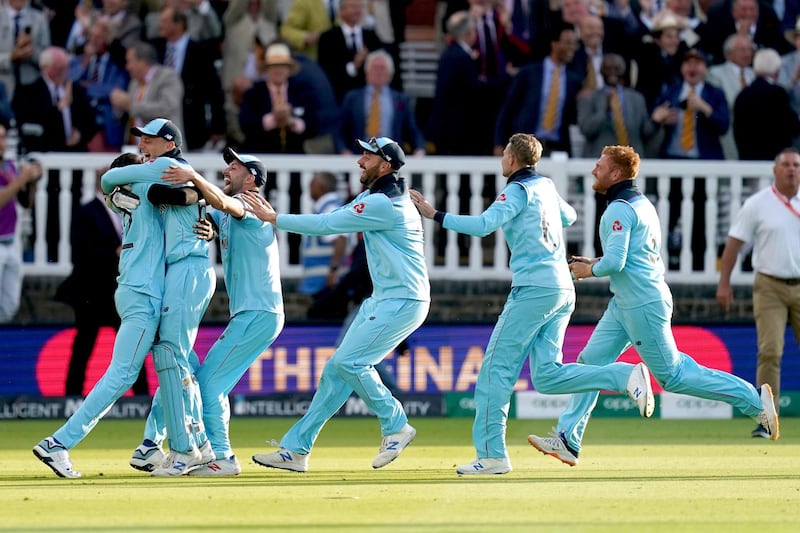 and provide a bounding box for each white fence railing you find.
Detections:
[17,153,773,285]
